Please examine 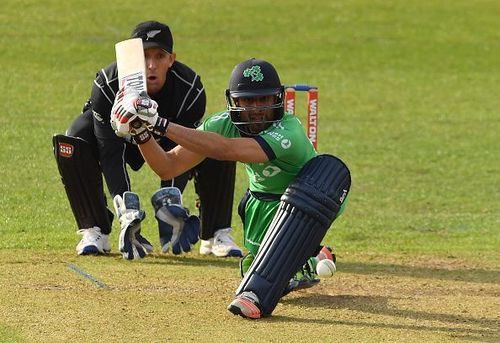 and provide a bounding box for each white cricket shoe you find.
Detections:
[212,228,243,257]
[199,238,214,255]
[76,226,111,255]
[199,228,243,257]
